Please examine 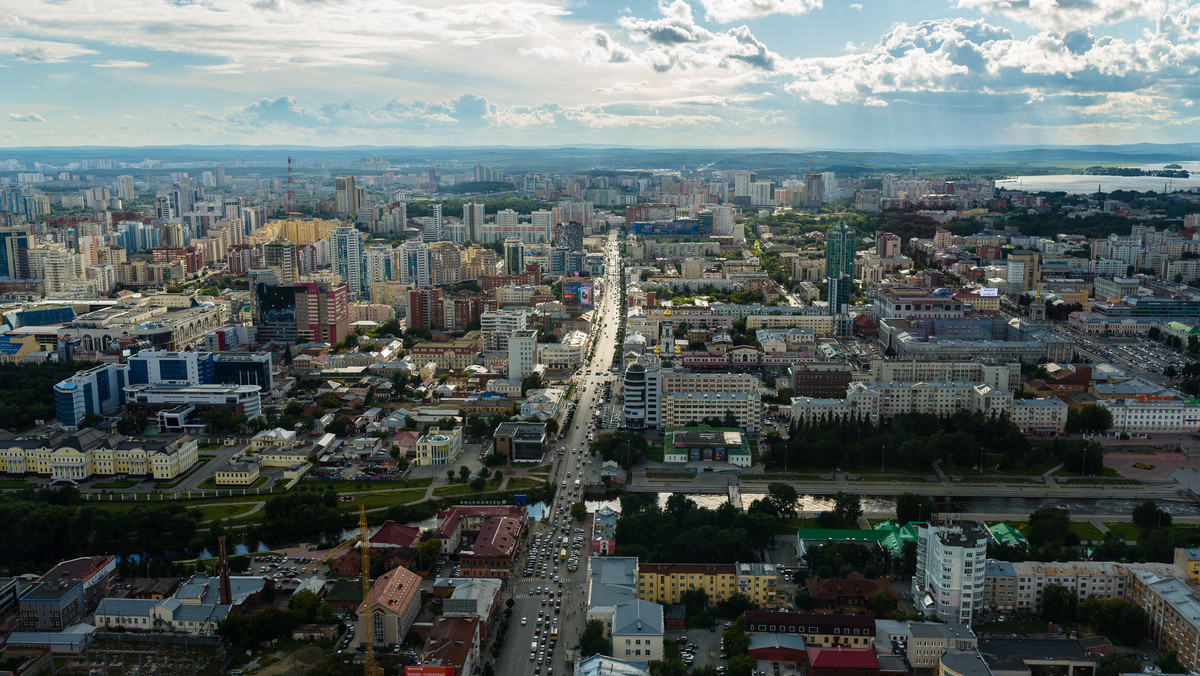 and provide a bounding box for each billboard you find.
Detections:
[563,280,594,306]
[405,668,454,676]
[979,287,999,297]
